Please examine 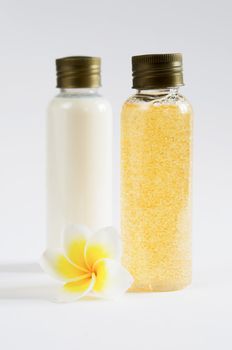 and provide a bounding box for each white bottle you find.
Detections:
[47,56,112,248]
